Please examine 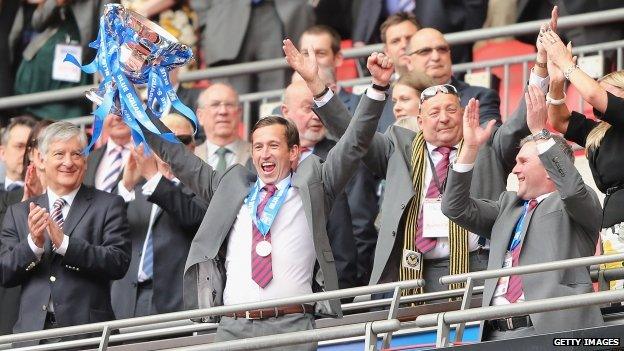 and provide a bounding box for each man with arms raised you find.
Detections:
[139,53,393,349]
[0,122,130,343]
